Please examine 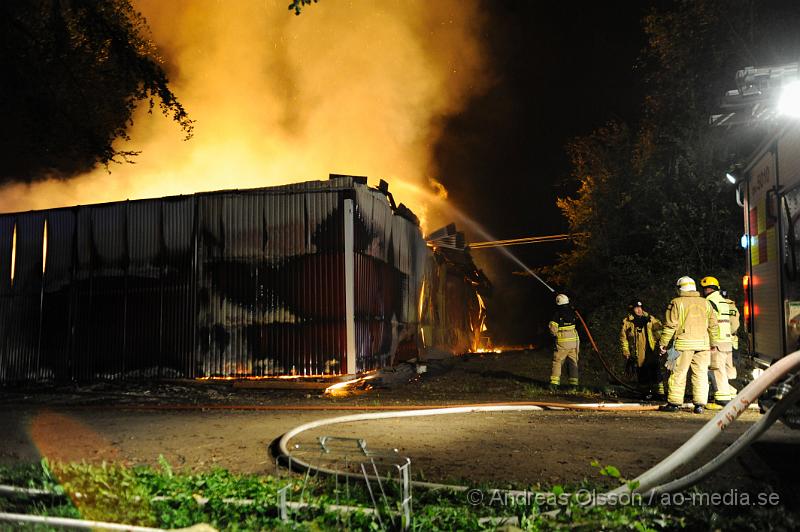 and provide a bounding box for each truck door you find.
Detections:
[780,184,800,354]
[746,150,783,360]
